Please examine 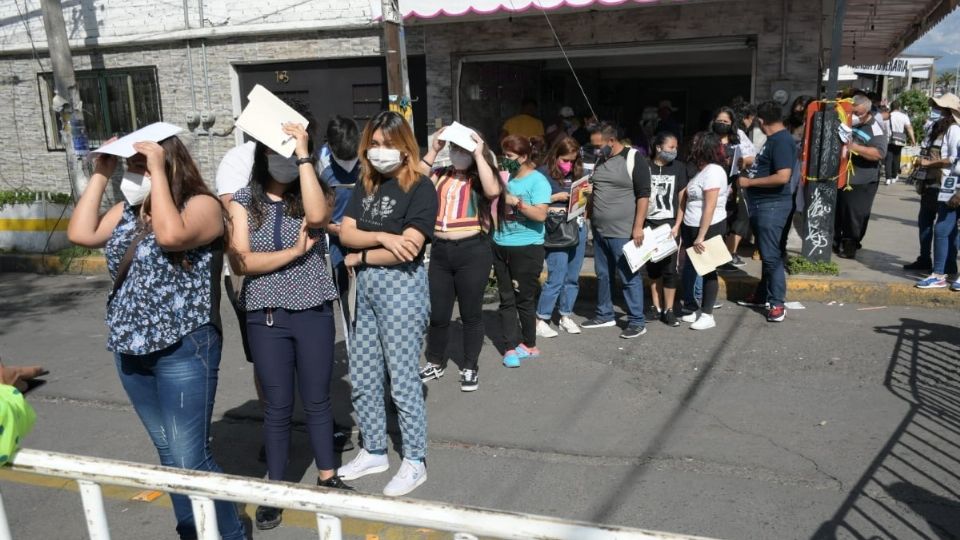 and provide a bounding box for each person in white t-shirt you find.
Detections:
[883,101,917,183]
[680,131,728,331]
